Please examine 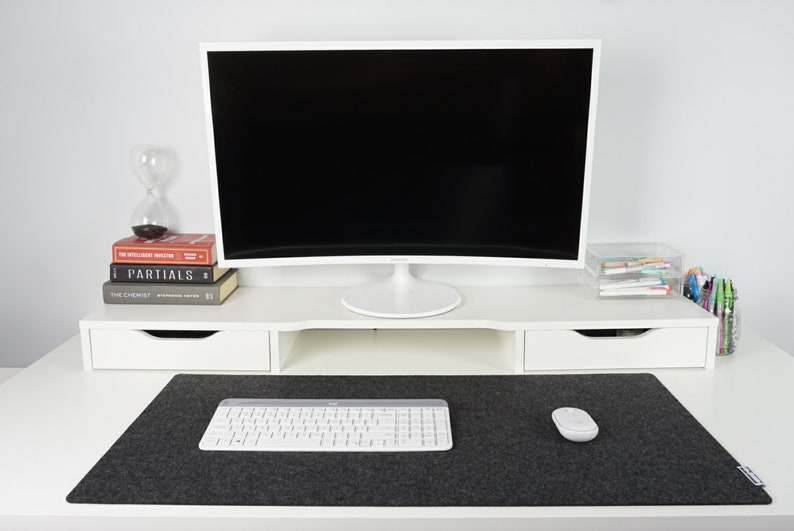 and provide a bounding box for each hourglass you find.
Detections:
[129,145,170,239]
